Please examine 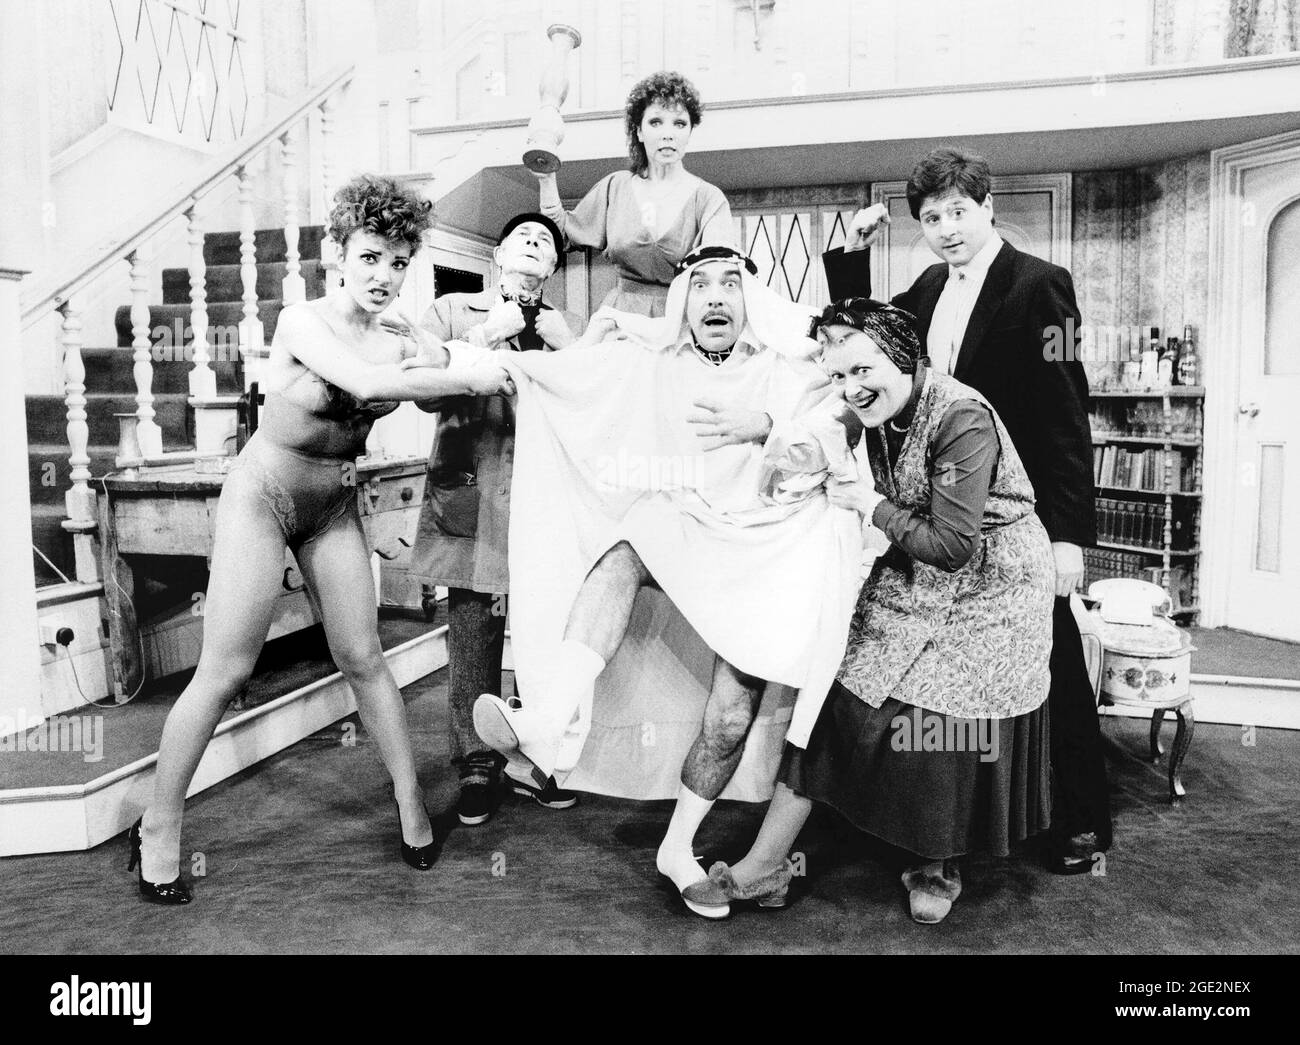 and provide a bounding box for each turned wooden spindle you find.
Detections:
[280,128,306,304]
[523,24,583,174]
[185,199,216,398]
[127,246,162,456]
[236,163,265,391]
